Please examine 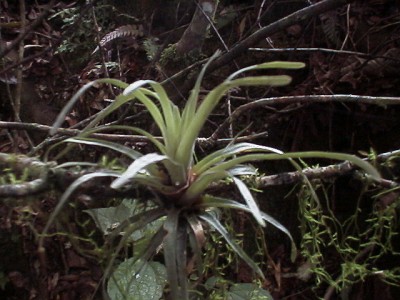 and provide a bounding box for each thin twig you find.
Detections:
[209,94,400,141]
[248,47,400,63]
[165,0,354,99]
[0,121,267,148]
[208,0,352,71]
[14,0,26,122]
